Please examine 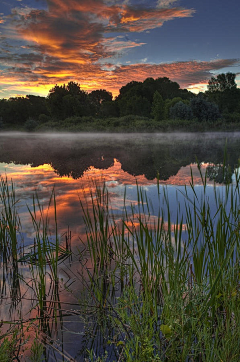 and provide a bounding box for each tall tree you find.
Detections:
[47,81,90,118]
[151,91,165,121]
[207,72,237,92]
